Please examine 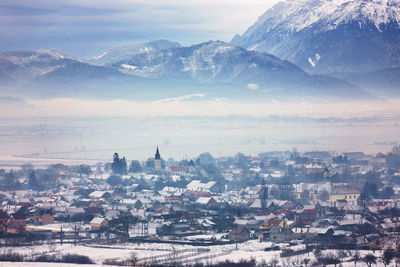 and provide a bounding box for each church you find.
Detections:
[154,146,162,171]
